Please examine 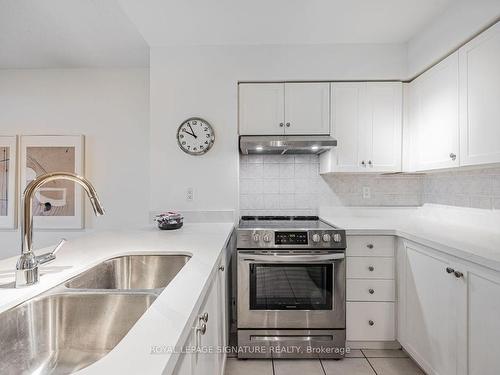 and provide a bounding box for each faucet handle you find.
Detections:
[36,238,66,265]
